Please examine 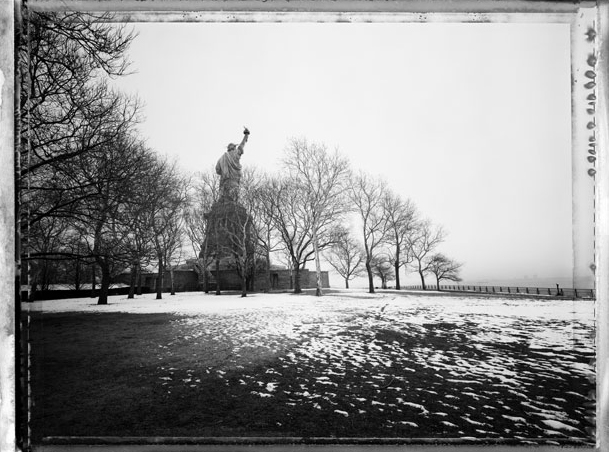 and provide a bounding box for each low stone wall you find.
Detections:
[116,268,329,292]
